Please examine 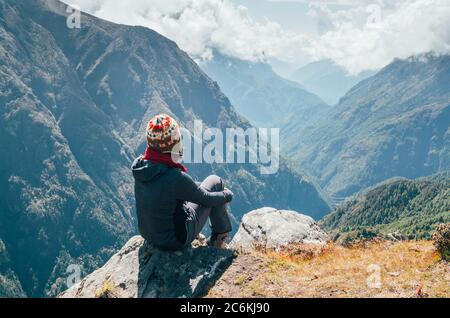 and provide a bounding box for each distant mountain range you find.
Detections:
[0,0,330,297]
[200,52,330,132]
[321,172,450,241]
[202,52,450,201]
[290,59,377,105]
[289,53,450,198]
